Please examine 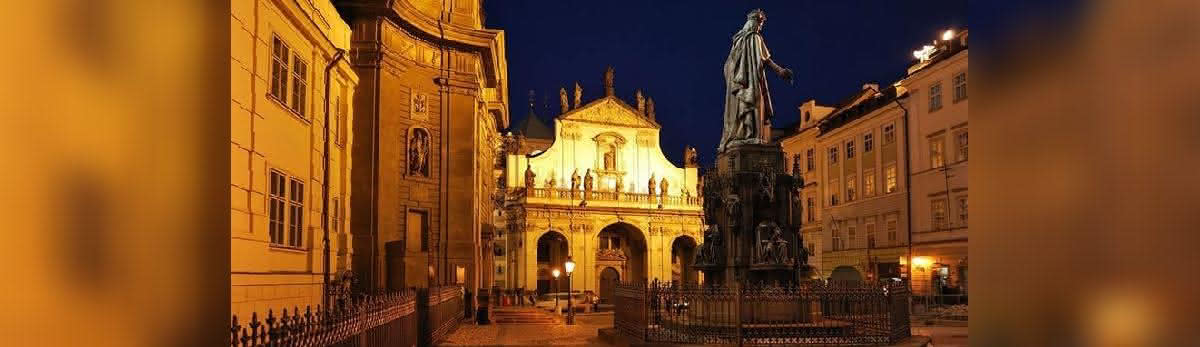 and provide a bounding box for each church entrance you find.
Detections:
[596,223,647,285]
[671,236,698,286]
[535,230,568,295]
[598,267,620,304]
